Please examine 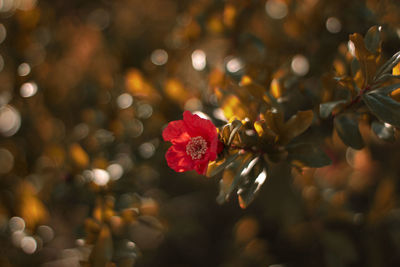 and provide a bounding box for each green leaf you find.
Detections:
[363,92,400,128]
[286,143,332,167]
[216,153,253,204]
[208,153,239,177]
[334,113,364,149]
[373,74,400,84]
[371,121,395,142]
[364,25,381,54]
[320,100,347,119]
[237,167,267,209]
[371,83,400,95]
[228,155,255,196]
